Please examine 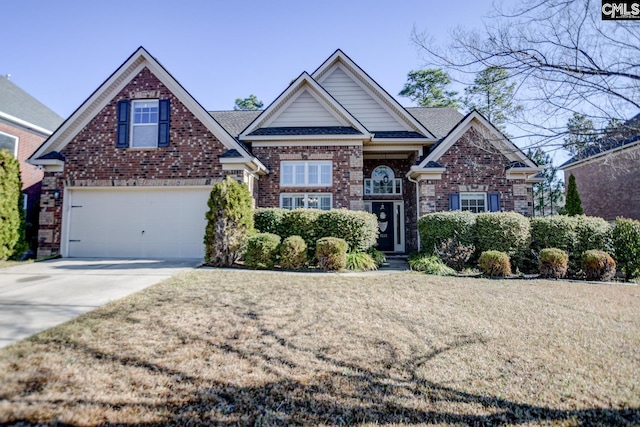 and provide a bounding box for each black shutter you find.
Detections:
[116,100,130,148]
[489,193,501,212]
[158,99,170,147]
[449,193,460,210]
